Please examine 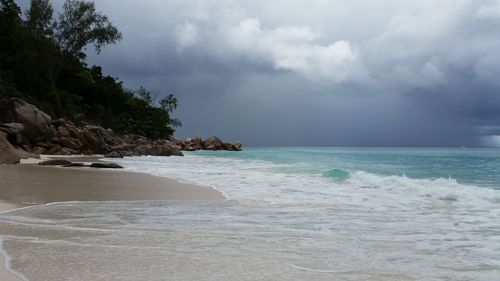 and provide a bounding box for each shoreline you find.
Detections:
[0,158,226,281]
